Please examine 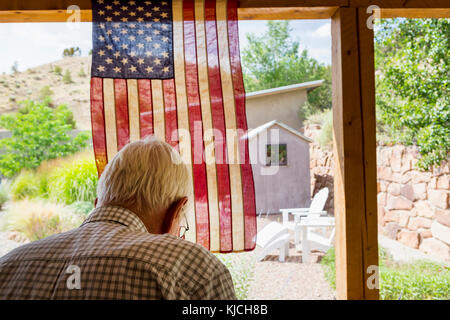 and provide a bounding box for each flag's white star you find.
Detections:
[137,30,144,35]
[106,30,113,35]
[128,35,136,41]
[162,66,170,73]
[145,66,154,73]
[137,6,144,11]
[145,51,153,57]
[114,51,121,58]
[145,36,152,42]
[121,17,128,22]
[98,50,105,56]
[113,23,120,28]
[121,6,128,11]
[121,57,129,65]
[161,24,168,30]
[113,66,121,72]
[153,18,160,23]
[97,65,105,72]
[154,58,161,65]
[105,17,112,22]
[121,29,128,34]
[129,65,137,72]
[129,1,136,5]
[145,12,152,17]
[162,52,169,58]
[113,11,121,16]
[129,12,136,16]
[161,1,168,5]
[162,36,169,42]
[153,7,160,12]
[153,43,161,49]
[106,45,113,50]
[129,23,136,28]
[99,23,105,29]
[98,35,105,41]
[97,0,104,4]
[121,43,128,49]
[153,29,160,35]
[113,0,120,5]
[145,1,152,5]
[130,51,137,57]
[113,36,120,41]
[137,17,144,22]
[105,58,113,64]
[161,12,168,18]
[98,10,105,16]
[145,23,152,28]
[105,5,113,10]
[137,58,145,65]
[137,43,144,49]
